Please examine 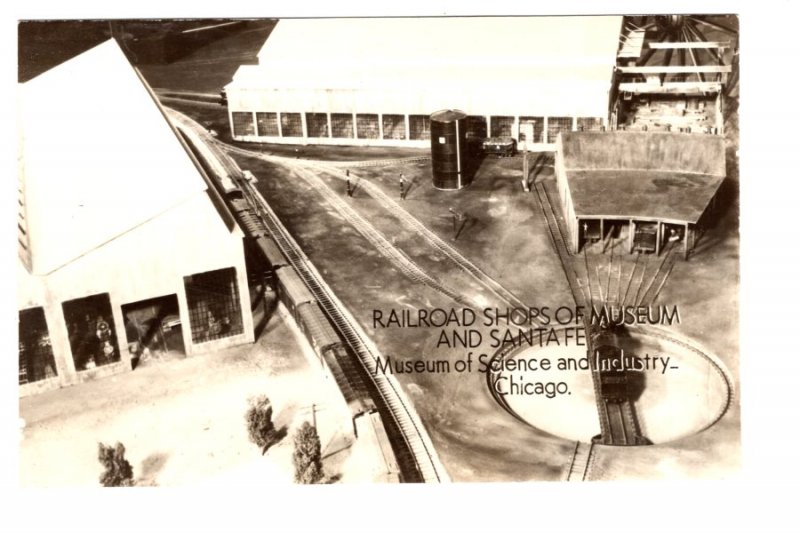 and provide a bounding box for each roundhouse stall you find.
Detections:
[224,17,622,150]
[554,130,726,258]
